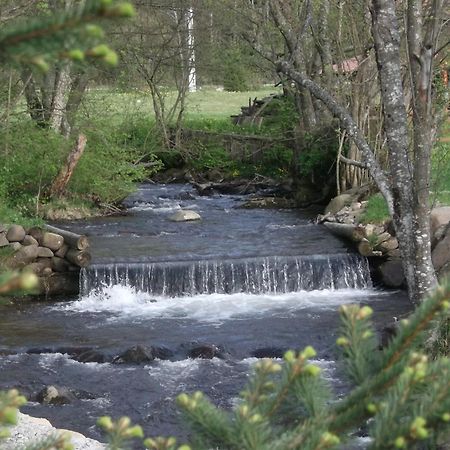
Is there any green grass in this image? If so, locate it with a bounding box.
[81,86,280,126]
[360,193,390,224]
[432,117,450,206]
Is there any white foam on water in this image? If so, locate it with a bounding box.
[266,224,310,230]
[37,353,111,372]
[57,285,385,323]
[144,358,202,390]
[130,203,182,213]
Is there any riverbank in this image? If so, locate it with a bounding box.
[321,187,450,288]
[3,412,104,449]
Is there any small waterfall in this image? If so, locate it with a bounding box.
[80,254,372,297]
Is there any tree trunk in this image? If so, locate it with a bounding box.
[62,72,89,137]
[49,63,71,133]
[49,134,87,198]
[371,0,437,302]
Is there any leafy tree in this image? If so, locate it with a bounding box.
[236,0,449,303]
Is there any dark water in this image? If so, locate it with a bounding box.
[0,184,412,446]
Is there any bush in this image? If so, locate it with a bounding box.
[0,121,153,215]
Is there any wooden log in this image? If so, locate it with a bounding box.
[45,225,89,250]
[65,249,91,268]
[376,237,399,253]
[323,222,366,242]
[358,239,374,257]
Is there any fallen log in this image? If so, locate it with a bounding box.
[65,249,91,268]
[323,222,366,242]
[45,225,89,250]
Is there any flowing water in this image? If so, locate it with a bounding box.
[0,184,412,445]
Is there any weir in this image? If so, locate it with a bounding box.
[80,253,372,297]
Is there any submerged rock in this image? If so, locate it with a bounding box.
[187,344,223,359]
[168,210,201,222]
[113,345,172,364]
[72,349,107,364]
[250,347,286,359]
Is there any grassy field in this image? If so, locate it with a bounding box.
[81,86,281,126]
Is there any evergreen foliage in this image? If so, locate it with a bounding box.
[0,280,449,449]
[0,0,135,71]
[23,282,448,450]
[164,285,449,450]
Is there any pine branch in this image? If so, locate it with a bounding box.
[329,282,450,434]
[0,0,134,68]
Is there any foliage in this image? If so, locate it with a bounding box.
[431,140,450,207]
[0,122,151,215]
[360,194,390,225]
[0,0,135,71]
[160,283,449,449]
[222,48,253,92]
[297,128,339,183]
[1,282,449,449]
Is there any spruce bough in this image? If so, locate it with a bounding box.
[1,280,449,449]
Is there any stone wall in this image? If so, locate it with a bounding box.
[0,224,90,296]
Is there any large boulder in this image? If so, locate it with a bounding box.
[21,235,39,246]
[169,210,201,222]
[325,194,354,215]
[0,232,9,247]
[37,246,54,258]
[432,232,450,271]
[378,259,405,288]
[430,207,450,237]
[6,225,26,242]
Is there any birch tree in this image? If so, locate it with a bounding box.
[249,0,448,303]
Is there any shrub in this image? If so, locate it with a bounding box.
[0,121,153,214]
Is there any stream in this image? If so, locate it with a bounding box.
[0,183,412,445]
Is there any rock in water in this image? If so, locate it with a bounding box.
[113,345,157,364]
[36,385,75,405]
[378,259,405,288]
[188,344,222,359]
[168,210,201,222]
[3,412,105,449]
